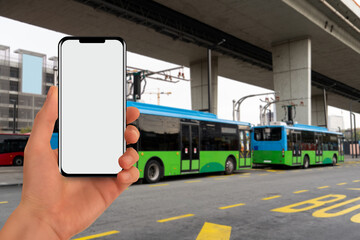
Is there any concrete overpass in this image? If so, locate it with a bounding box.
[1,0,360,126]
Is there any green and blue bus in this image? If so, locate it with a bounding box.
[50,101,252,183]
[127,101,252,183]
[251,123,344,168]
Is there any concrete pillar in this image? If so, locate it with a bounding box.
[272,38,311,125]
[190,57,218,114]
[312,94,328,127]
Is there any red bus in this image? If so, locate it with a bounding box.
[0,133,29,166]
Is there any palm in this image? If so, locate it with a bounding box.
[19,87,140,239]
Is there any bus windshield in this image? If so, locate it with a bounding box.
[254,127,282,141]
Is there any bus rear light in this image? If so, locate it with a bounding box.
[282,149,285,158]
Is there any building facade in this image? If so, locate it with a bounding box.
[0,45,56,133]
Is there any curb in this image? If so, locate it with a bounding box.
[0,183,23,187]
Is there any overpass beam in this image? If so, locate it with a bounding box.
[190,57,218,114]
[272,38,311,125]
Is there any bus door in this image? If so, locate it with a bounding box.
[315,134,323,163]
[239,130,251,167]
[181,124,200,172]
[291,131,302,165]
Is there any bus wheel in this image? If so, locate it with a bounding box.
[332,155,337,166]
[13,156,23,166]
[302,156,309,169]
[225,157,235,175]
[144,160,162,183]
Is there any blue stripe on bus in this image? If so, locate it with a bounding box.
[51,133,58,149]
[127,101,250,126]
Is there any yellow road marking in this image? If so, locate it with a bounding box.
[337,182,347,185]
[185,180,202,183]
[196,222,231,240]
[218,203,245,210]
[266,170,284,173]
[347,188,360,191]
[258,173,269,176]
[243,173,251,175]
[149,184,169,187]
[293,190,308,194]
[272,194,346,213]
[353,180,360,182]
[157,214,194,223]
[0,201,8,204]
[313,196,360,218]
[72,230,119,240]
[352,213,360,223]
[262,195,281,200]
[317,186,329,189]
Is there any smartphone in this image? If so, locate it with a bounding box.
[58,37,126,176]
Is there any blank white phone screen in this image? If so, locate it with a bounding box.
[60,39,124,175]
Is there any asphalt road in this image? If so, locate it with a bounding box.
[1,159,360,239]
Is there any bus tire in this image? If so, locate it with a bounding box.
[13,156,23,166]
[332,154,337,166]
[302,155,309,169]
[225,157,235,175]
[144,159,162,183]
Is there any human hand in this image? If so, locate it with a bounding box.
[0,86,140,240]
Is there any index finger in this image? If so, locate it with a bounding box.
[127,107,140,124]
[27,86,58,149]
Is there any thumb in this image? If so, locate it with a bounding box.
[27,86,58,149]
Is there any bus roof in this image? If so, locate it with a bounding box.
[253,123,342,135]
[127,101,250,126]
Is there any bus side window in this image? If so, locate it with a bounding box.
[287,131,292,149]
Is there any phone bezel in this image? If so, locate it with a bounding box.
[58,36,127,177]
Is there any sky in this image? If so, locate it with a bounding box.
[0,16,358,129]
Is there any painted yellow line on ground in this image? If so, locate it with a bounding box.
[337,182,347,185]
[293,190,308,194]
[0,201,8,204]
[72,230,119,240]
[157,214,194,223]
[218,203,245,210]
[196,222,231,240]
[317,186,330,189]
[242,173,251,175]
[149,184,169,187]
[262,195,281,200]
[258,173,269,176]
[266,170,284,173]
[353,180,360,182]
[185,180,202,183]
[347,188,360,191]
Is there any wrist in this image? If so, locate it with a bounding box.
[0,203,62,240]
